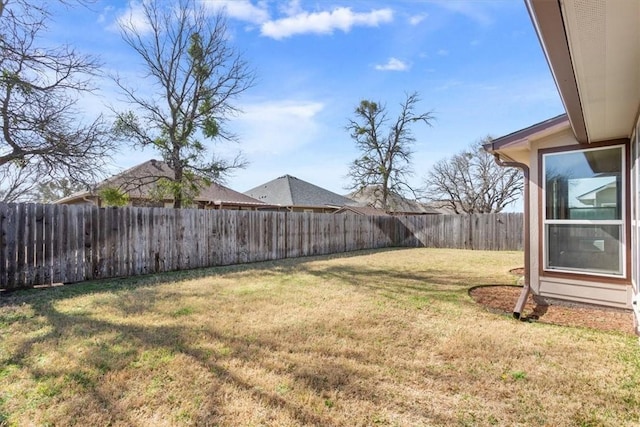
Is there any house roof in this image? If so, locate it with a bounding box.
[485,114,570,153]
[55,159,265,207]
[347,185,444,215]
[195,181,266,206]
[577,180,617,204]
[244,174,356,208]
[526,0,640,143]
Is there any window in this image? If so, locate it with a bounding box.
[543,145,625,276]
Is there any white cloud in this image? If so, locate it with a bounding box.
[374,57,409,71]
[437,49,449,56]
[409,14,427,26]
[115,1,153,35]
[202,0,270,25]
[260,7,393,39]
[434,2,494,26]
[279,0,303,17]
[98,6,115,24]
[230,100,325,155]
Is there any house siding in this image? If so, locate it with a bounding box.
[538,276,633,309]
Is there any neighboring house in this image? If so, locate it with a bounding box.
[347,185,447,215]
[55,159,267,210]
[244,174,357,213]
[333,205,391,216]
[485,0,640,333]
[425,200,480,215]
[576,181,617,209]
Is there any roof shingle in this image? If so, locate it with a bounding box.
[244,174,356,208]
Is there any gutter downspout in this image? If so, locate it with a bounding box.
[491,153,531,320]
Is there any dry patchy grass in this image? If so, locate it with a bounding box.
[0,248,639,426]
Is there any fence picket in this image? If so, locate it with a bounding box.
[0,202,524,290]
[0,204,8,286]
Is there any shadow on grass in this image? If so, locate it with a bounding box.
[298,263,507,305]
[1,247,465,425]
[3,297,370,425]
[2,246,498,325]
[0,247,407,307]
[0,247,507,425]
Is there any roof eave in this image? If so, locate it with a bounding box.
[526,0,588,143]
[53,192,93,204]
[486,113,571,153]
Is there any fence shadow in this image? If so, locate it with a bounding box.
[0,247,410,306]
[0,202,523,291]
[3,245,486,425]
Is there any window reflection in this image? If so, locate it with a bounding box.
[545,148,622,220]
[544,146,624,276]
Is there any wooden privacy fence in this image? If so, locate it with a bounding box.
[396,213,523,250]
[0,203,523,290]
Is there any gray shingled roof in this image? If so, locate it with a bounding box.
[56,159,264,206]
[347,185,446,214]
[244,174,357,208]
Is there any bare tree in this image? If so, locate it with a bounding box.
[0,0,115,187]
[0,163,40,202]
[423,138,523,214]
[0,165,86,203]
[346,92,434,211]
[35,177,85,203]
[113,0,254,208]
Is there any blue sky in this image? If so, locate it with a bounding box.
[47,0,564,200]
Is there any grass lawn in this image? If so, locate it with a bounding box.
[1,248,639,426]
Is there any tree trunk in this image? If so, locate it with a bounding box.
[173,154,183,209]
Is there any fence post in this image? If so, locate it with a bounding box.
[0,203,524,290]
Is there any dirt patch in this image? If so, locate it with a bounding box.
[470,269,636,336]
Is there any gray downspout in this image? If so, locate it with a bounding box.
[492,154,530,320]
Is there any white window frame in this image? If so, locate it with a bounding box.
[542,144,626,278]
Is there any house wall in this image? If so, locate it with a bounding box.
[630,114,640,333]
[287,206,341,213]
[201,204,266,211]
[130,198,168,208]
[252,206,341,213]
[58,195,263,211]
[526,128,633,309]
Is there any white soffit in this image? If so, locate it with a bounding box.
[561,0,640,142]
